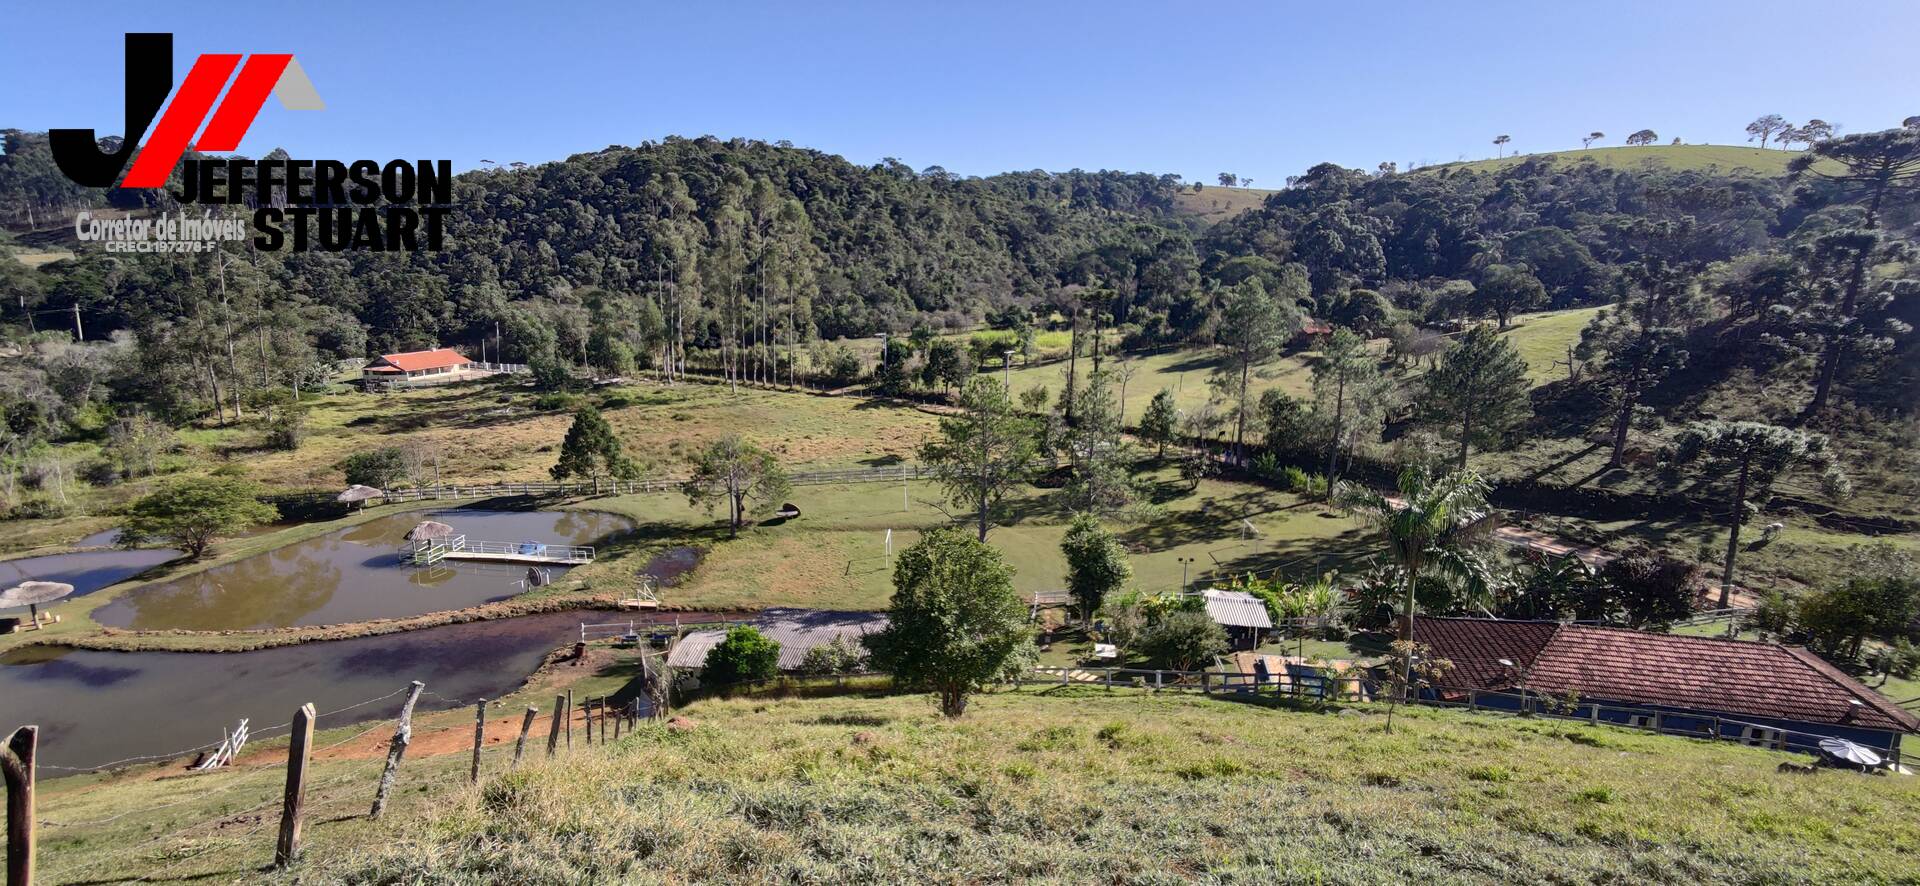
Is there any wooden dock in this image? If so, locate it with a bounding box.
[409,536,594,566]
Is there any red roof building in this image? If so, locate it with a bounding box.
[1413,616,1919,751]
[364,348,472,376]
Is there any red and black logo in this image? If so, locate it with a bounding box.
[55,33,448,252]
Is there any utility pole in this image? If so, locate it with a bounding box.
[70,303,82,342]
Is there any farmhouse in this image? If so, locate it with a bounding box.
[360,347,479,388]
[1413,616,1920,753]
[667,609,889,672]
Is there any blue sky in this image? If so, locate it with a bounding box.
[3,0,1914,182]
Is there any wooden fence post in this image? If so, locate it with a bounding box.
[545,694,565,757]
[2,725,36,886]
[275,704,315,868]
[369,681,424,819]
[583,697,594,746]
[1588,704,1599,726]
[565,690,573,750]
[512,706,537,770]
[469,699,487,784]
[1468,690,1478,712]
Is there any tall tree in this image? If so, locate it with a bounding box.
[1788,128,1920,415]
[1576,228,1711,468]
[1420,325,1531,471]
[1746,114,1788,149]
[1492,134,1511,158]
[1061,513,1132,623]
[920,378,1039,541]
[1666,421,1849,608]
[1626,129,1658,146]
[1139,389,1179,458]
[1061,369,1137,516]
[1210,280,1299,458]
[682,436,790,537]
[1472,264,1548,328]
[550,405,637,483]
[1310,328,1386,494]
[121,477,280,559]
[863,528,1036,717]
[1582,131,1605,148]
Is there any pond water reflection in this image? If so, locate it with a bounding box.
[92,509,635,631]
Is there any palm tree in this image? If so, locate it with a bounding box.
[1335,467,1493,641]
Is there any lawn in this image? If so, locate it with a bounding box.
[590,466,1373,612]
[1419,144,1820,177]
[42,686,1908,884]
[1498,306,1602,384]
[999,345,1323,424]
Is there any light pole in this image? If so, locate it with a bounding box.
[873,333,889,381]
[1178,556,1197,594]
[1002,349,1016,391]
[1499,658,1531,715]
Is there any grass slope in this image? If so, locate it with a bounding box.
[1420,144,1809,177]
[162,688,1920,884]
[1171,185,1279,223]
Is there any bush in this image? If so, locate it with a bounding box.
[1140,610,1228,671]
[798,635,866,675]
[533,392,579,412]
[702,625,782,687]
[337,447,408,489]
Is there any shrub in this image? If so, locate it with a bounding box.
[533,392,579,412]
[1140,610,1228,671]
[337,447,408,489]
[798,635,866,675]
[702,625,782,687]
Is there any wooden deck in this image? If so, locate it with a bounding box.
[409,536,594,567]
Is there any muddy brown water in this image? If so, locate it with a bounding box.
[92,509,637,631]
[0,547,181,601]
[0,609,715,773]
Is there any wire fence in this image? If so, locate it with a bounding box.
[261,463,929,507]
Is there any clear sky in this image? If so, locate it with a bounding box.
[3,0,1914,183]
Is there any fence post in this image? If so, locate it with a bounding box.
[1468,690,1478,712]
[545,694,565,757]
[369,681,424,819]
[565,690,574,750]
[584,697,594,746]
[469,699,487,784]
[1652,712,1663,734]
[512,706,537,770]
[2,725,36,886]
[275,703,315,868]
[1588,704,1599,726]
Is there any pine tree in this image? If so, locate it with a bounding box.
[1420,325,1532,471]
[551,405,637,484]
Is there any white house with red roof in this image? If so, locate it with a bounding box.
[360,347,490,388]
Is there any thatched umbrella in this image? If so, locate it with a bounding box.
[0,580,75,630]
[337,484,386,504]
[406,520,457,542]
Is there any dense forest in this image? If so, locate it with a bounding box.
[1,126,1916,514]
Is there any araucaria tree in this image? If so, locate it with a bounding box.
[682,435,790,536]
[1576,234,1710,468]
[863,528,1036,717]
[920,378,1039,541]
[1419,325,1531,471]
[1666,421,1849,608]
[1061,513,1132,623]
[1787,128,1920,415]
[122,476,279,558]
[1335,467,1492,639]
[1211,280,1299,458]
[1061,369,1137,516]
[1310,328,1386,494]
[550,405,638,483]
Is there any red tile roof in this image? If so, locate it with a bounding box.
[368,348,470,372]
[1413,616,1920,734]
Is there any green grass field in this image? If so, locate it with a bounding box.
[1419,144,1814,177]
[37,687,1912,884]
[1499,306,1602,384]
[1171,184,1280,223]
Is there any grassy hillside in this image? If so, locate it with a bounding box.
[1171,185,1279,223]
[1421,144,1807,177]
[39,687,1912,884]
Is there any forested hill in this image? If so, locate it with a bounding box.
[2,128,1916,431]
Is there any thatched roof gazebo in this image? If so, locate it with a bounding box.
[338,485,385,510]
[0,580,75,631]
[406,520,457,542]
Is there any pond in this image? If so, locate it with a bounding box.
[0,547,181,601]
[92,509,637,632]
[0,611,610,772]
